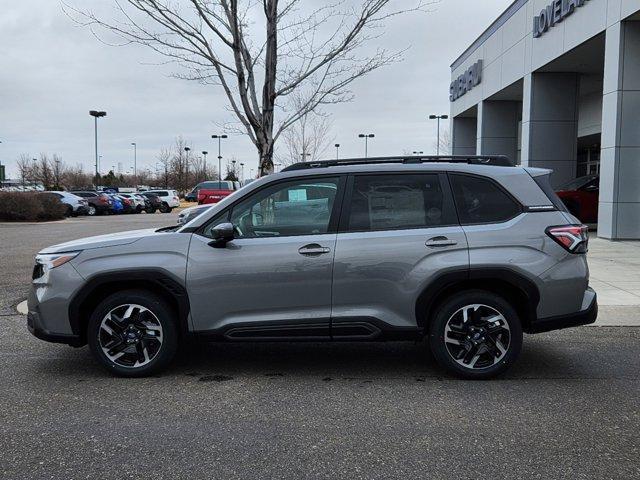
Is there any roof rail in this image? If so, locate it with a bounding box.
[281,155,514,172]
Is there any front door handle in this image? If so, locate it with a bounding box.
[425,236,458,248]
[298,244,331,256]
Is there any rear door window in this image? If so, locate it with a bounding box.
[346,174,456,232]
[450,174,521,225]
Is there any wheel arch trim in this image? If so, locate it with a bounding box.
[415,267,541,333]
[68,268,191,342]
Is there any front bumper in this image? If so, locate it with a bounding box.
[27,311,83,347]
[529,288,598,333]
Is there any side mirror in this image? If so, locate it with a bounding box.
[209,222,235,247]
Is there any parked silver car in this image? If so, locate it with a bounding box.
[27,156,597,379]
[177,204,212,226]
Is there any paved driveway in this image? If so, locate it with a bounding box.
[1,215,639,479]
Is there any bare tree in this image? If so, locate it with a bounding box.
[434,128,451,155]
[223,157,240,181]
[64,164,92,189]
[51,154,65,189]
[33,154,54,189]
[16,154,32,187]
[66,0,428,176]
[156,148,172,188]
[279,97,334,166]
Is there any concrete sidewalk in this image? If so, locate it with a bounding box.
[588,237,640,326]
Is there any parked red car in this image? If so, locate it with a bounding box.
[556,175,599,224]
[197,181,239,205]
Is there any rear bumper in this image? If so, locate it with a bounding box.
[529,288,598,333]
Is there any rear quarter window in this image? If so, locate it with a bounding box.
[450,174,522,225]
[532,174,568,212]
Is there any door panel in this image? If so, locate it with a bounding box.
[331,227,468,330]
[187,233,336,335]
[332,172,469,332]
[186,175,343,336]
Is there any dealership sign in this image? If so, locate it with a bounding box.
[534,0,590,38]
[450,60,482,102]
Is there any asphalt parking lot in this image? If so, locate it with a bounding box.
[1,214,639,479]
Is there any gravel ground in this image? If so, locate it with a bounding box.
[1,214,639,479]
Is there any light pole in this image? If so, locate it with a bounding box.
[240,162,245,181]
[0,140,4,187]
[131,142,137,186]
[184,147,191,192]
[231,159,237,180]
[211,134,228,180]
[202,151,208,179]
[429,114,449,155]
[89,110,107,178]
[358,133,375,158]
[335,143,340,160]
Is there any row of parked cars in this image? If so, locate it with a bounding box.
[47,190,181,217]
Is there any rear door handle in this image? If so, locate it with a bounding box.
[298,244,331,256]
[425,236,458,248]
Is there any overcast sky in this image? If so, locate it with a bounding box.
[0,0,512,178]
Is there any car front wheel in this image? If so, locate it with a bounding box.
[429,290,522,380]
[87,205,97,216]
[87,290,178,377]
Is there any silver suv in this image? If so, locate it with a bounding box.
[27,156,597,379]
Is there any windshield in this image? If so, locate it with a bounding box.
[558,175,598,191]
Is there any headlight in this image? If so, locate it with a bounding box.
[35,252,80,273]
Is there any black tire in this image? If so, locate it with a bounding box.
[65,205,73,217]
[135,205,143,214]
[428,290,523,380]
[145,207,156,214]
[87,205,97,216]
[159,202,171,213]
[87,290,179,377]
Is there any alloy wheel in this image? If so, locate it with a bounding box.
[443,304,511,370]
[88,206,96,216]
[98,304,164,368]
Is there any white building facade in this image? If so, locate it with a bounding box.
[450,0,640,239]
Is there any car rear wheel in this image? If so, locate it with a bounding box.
[159,202,172,213]
[428,290,522,380]
[87,290,178,377]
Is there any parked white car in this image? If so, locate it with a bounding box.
[144,189,180,212]
[47,192,89,217]
[118,193,146,213]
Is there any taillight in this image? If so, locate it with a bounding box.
[546,225,589,253]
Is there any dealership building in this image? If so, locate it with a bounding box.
[450,0,640,239]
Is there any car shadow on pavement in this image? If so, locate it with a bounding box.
[27,334,624,382]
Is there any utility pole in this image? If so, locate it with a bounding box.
[335,143,340,160]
